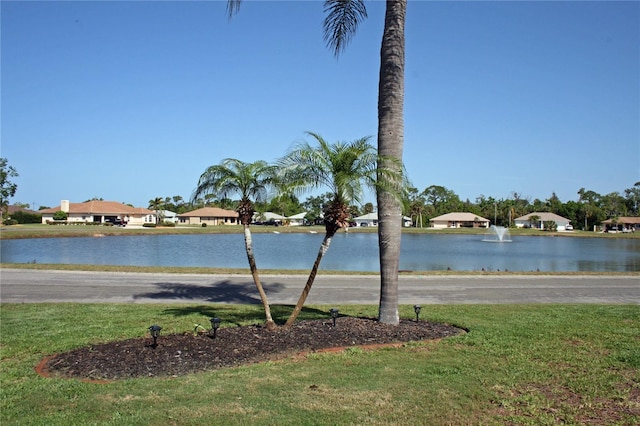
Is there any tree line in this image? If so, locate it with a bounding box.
[151,182,639,231]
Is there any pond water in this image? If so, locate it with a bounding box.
[1,233,639,272]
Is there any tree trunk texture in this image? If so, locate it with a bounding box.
[376,0,406,325]
[284,232,334,327]
[243,225,275,327]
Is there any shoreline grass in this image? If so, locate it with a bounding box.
[1,303,638,425]
[2,262,639,276]
[2,223,638,240]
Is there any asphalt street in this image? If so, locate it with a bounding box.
[1,269,638,305]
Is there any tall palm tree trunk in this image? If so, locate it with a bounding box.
[243,224,275,328]
[377,0,406,325]
[285,232,334,327]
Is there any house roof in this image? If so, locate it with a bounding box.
[40,201,153,215]
[354,213,378,221]
[354,212,412,221]
[287,212,307,220]
[430,212,490,222]
[178,207,238,218]
[261,212,287,220]
[515,212,570,222]
[602,217,640,224]
[7,205,40,215]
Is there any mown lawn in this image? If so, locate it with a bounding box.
[1,303,638,425]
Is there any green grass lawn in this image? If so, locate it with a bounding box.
[1,303,638,425]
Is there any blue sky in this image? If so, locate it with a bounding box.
[2,0,638,210]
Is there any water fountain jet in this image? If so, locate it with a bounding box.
[483,225,512,242]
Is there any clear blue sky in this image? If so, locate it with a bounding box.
[2,0,638,210]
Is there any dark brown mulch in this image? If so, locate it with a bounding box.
[41,318,463,381]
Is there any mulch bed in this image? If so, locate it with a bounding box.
[39,317,464,382]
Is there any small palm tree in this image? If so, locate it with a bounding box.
[192,159,278,328]
[148,197,164,225]
[279,132,387,327]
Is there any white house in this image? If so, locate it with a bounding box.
[429,212,490,229]
[352,212,412,227]
[514,212,572,231]
[255,212,287,224]
[152,210,179,224]
[353,212,378,227]
[286,212,307,226]
[40,200,155,226]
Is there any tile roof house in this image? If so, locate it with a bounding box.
[177,207,239,226]
[514,212,571,231]
[429,212,490,229]
[601,216,640,232]
[40,200,155,226]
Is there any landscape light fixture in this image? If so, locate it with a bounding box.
[330,308,339,327]
[148,325,162,347]
[414,305,421,322]
[210,317,221,338]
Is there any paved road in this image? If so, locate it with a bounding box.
[1,269,638,305]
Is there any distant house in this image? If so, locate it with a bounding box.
[514,212,571,231]
[253,212,287,225]
[152,210,178,224]
[352,212,412,227]
[601,217,640,232]
[286,212,307,226]
[429,212,490,229]
[177,207,239,226]
[353,212,378,227]
[40,200,155,226]
[7,205,40,216]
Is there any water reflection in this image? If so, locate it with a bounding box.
[1,233,639,272]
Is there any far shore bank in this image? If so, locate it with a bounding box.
[2,223,637,240]
[2,263,638,277]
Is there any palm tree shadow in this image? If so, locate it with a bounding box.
[161,303,342,326]
[135,279,341,325]
[133,280,285,304]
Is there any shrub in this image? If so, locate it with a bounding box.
[143,223,156,228]
[201,223,207,227]
[10,211,42,224]
[53,211,68,220]
[161,221,176,227]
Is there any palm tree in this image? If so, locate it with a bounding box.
[228,0,406,324]
[278,132,379,327]
[192,158,278,328]
[148,197,164,225]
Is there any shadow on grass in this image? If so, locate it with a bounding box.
[162,304,337,326]
[135,279,335,325]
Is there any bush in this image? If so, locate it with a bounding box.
[2,218,18,225]
[201,223,207,227]
[143,223,156,228]
[53,211,68,220]
[161,221,176,227]
[10,211,42,224]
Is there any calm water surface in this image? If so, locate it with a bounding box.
[2,233,639,272]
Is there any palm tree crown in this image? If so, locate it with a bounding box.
[192,158,277,225]
[279,132,377,234]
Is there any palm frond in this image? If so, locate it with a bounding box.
[227,0,242,19]
[191,158,277,207]
[323,0,367,57]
